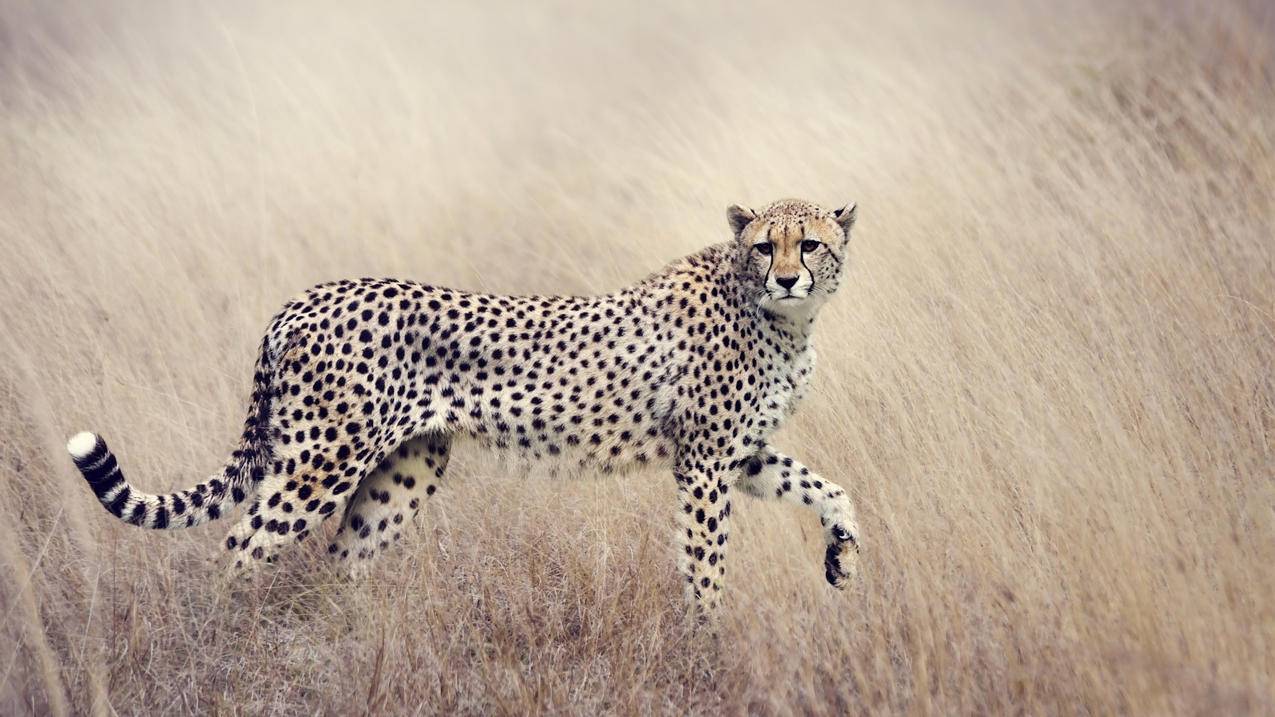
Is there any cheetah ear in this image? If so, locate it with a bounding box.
[727,205,757,237]
[834,203,857,235]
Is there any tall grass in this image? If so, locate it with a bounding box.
[1,0,1272,713]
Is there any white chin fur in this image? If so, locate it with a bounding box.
[764,295,821,317]
[67,431,98,458]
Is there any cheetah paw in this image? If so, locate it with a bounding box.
[824,524,860,588]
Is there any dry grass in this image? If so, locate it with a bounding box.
[1,0,1273,713]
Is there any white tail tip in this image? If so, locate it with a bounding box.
[67,432,98,459]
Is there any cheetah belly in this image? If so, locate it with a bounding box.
[452,383,677,476]
[404,331,679,476]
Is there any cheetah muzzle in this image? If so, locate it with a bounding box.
[67,198,865,615]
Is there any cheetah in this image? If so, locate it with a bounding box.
[67,198,862,613]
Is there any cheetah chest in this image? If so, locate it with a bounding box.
[751,346,816,437]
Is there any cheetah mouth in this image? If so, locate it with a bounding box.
[768,286,818,302]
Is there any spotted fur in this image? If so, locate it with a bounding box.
[68,198,862,613]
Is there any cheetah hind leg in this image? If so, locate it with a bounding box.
[329,432,453,576]
[223,438,371,579]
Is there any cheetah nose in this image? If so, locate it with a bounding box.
[775,276,799,290]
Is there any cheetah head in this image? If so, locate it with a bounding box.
[727,198,856,316]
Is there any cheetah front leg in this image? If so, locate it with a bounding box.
[328,432,452,574]
[673,465,733,616]
[738,444,860,587]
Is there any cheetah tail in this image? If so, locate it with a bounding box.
[65,339,275,530]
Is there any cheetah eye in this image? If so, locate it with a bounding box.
[752,242,773,256]
[801,240,822,253]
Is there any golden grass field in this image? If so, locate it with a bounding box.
[2,0,1273,713]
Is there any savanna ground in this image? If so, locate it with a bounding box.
[2,0,1273,714]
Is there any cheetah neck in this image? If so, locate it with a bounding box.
[757,305,817,350]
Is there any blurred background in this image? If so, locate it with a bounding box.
[1,0,1272,713]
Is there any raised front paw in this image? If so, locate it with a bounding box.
[824,524,860,588]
